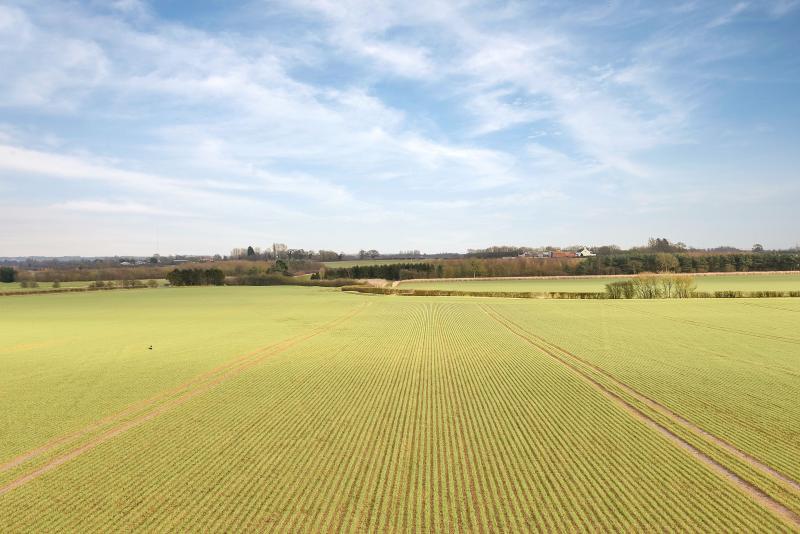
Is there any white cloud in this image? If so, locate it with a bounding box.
[708,2,750,27]
[0,144,174,191]
[53,200,175,215]
[466,88,551,136]
[767,0,800,16]
[0,5,109,109]
[0,0,797,254]
[344,38,434,78]
[289,0,438,78]
[282,2,681,182]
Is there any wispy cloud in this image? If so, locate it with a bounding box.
[0,144,178,192]
[0,0,798,254]
[708,2,750,28]
[53,200,176,215]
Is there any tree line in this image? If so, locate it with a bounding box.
[9,251,798,286]
[1,259,313,284]
[0,267,16,283]
[322,252,798,281]
[323,263,436,280]
[230,245,345,262]
[576,252,800,275]
[166,268,225,286]
[323,258,583,280]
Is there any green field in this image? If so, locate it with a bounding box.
[1,287,799,531]
[398,273,800,293]
[0,281,94,292]
[0,280,168,293]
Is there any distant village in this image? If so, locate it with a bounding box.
[513,247,596,259]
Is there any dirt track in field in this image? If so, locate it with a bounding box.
[0,304,367,497]
[737,301,800,313]
[480,304,800,530]
[360,279,389,288]
[492,305,800,494]
[0,335,309,474]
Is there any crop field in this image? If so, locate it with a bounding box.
[0,281,94,292]
[398,272,800,293]
[1,287,799,531]
[0,280,168,293]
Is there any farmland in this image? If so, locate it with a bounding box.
[0,280,169,293]
[398,272,800,293]
[0,281,94,292]
[1,288,799,531]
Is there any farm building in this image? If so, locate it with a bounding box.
[577,247,596,257]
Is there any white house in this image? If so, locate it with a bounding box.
[576,247,596,257]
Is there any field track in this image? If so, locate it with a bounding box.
[480,304,800,529]
[738,301,800,313]
[481,303,800,491]
[1,289,798,531]
[0,303,368,496]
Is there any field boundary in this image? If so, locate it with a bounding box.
[343,286,605,299]
[395,270,800,286]
[0,303,368,496]
[0,286,151,297]
[342,285,800,300]
[480,304,800,529]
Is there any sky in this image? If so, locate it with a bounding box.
[1,0,799,256]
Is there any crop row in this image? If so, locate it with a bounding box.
[481,303,800,525]
[0,299,790,531]
[490,299,800,488]
[0,287,365,462]
[0,303,368,493]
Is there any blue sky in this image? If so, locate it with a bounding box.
[0,0,798,255]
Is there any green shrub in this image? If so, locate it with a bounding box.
[750,291,783,298]
[605,280,636,299]
[167,268,225,286]
[0,267,16,283]
[714,290,744,298]
[633,274,662,298]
